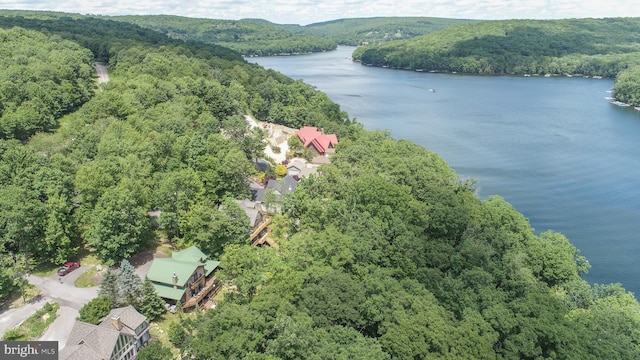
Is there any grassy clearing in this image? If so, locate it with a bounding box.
[155,240,176,257]
[149,312,195,359]
[31,263,58,278]
[32,245,103,278]
[2,302,59,341]
[3,284,40,309]
[77,246,102,267]
[75,266,100,288]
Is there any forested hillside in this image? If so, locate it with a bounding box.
[353,18,640,75]
[352,18,640,104]
[0,12,639,359]
[112,15,472,55]
[178,133,640,359]
[111,15,338,56]
[0,27,94,140]
[291,17,475,46]
[0,14,351,297]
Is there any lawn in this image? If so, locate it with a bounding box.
[2,284,40,310]
[75,266,101,288]
[31,245,103,278]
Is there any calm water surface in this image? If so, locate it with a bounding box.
[248,46,640,294]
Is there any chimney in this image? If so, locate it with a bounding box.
[111,316,122,331]
[172,272,178,289]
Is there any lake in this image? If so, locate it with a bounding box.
[248,46,640,295]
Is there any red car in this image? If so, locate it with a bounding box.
[57,261,80,276]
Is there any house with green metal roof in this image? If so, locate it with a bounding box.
[146,246,221,311]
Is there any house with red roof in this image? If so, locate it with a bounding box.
[295,126,338,155]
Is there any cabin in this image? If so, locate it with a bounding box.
[61,305,150,360]
[146,246,220,311]
[295,126,338,155]
[287,158,318,178]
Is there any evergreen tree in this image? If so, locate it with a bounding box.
[139,279,166,321]
[116,259,143,306]
[98,269,119,306]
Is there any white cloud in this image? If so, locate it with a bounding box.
[1,0,639,24]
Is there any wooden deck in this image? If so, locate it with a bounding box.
[249,217,271,244]
[182,275,220,310]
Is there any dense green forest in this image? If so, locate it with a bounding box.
[352,18,640,103]
[110,15,338,57]
[0,11,639,359]
[352,18,640,104]
[0,11,473,56]
[110,16,473,55]
[0,13,351,296]
[290,17,475,46]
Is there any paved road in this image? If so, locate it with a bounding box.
[95,63,109,84]
[32,268,98,349]
[0,255,152,349]
[0,297,47,335]
[0,266,98,349]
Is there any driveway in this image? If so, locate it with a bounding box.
[0,253,155,349]
[31,268,98,349]
[0,297,47,336]
[0,266,98,349]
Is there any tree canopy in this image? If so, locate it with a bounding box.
[0,11,352,298]
[353,18,640,78]
[0,10,638,359]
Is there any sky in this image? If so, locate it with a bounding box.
[1,0,639,25]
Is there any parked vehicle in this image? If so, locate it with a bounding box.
[57,261,80,276]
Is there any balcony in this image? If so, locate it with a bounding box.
[189,274,205,290]
[249,217,271,244]
[182,275,220,310]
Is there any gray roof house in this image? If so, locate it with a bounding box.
[61,305,150,360]
[234,199,263,228]
[287,159,318,178]
[254,175,298,213]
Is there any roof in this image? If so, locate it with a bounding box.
[60,343,103,360]
[295,126,338,154]
[99,305,146,336]
[152,283,186,301]
[147,246,220,292]
[287,159,318,178]
[253,158,269,172]
[266,175,297,194]
[62,321,126,360]
[172,246,207,263]
[233,199,261,227]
